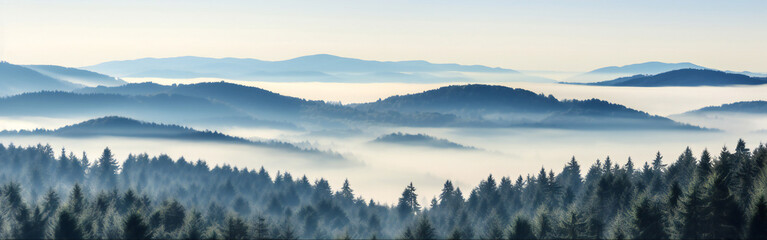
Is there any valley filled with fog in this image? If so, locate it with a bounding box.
[2,78,765,204]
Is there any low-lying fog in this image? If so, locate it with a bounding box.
[1,78,766,205]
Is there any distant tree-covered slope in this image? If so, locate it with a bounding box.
[683,101,767,114]
[0,116,333,156]
[355,84,701,130]
[24,65,126,87]
[0,91,254,125]
[565,61,707,83]
[585,69,767,87]
[356,84,565,114]
[373,132,476,150]
[0,62,83,95]
[77,82,461,127]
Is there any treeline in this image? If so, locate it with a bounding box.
[0,139,766,239]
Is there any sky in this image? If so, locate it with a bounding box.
[0,0,766,72]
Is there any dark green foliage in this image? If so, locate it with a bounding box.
[748,196,767,239]
[680,180,710,239]
[222,216,250,240]
[633,198,669,240]
[124,211,153,240]
[397,182,419,218]
[508,216,536,240]
[183,210,205,240]
[54,209,84,240]
[414,217,437,240]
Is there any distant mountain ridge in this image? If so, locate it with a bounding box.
[81,54,556,83]
[566,61,707,83]
[0,62,125,96]
[585,69,767,87]
[683,101,767,114]
[0,62,83,95]
[24,65,125,87]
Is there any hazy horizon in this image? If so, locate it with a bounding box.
[2,1,766,73]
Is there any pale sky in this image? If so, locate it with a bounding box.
[0,0,765,72]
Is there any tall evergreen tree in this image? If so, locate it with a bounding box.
[414,217,437,240]
[222,216,250,240]
[124,212,153,240]
[632,198,669,240]
[508,216,536,240]
[54,209,84,240]
[397,182,419,218]
[94,147,119,188]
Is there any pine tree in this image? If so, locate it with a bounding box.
[182,210,204,240]
[223,216,250,240]
[162,199,186,232]
[124,212,152,240]
[708,171,745,238]
[42,188,60,218]
[340,179,354,201]
[399,227,415,240]
[633,198,669,240]
[439,180,455,207]
[414,217,437,240]
[54,209,84,240]
[698,149,713,179]
[680,180,710,239]
[93,147,119,188]
[278,219,298,240]
[68,183,87,215]
[397,182,419,218]
[253,216,271,240]
[508,216,536,240]
[560,211,586,240]
[483,217,504,240]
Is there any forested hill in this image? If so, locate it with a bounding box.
[585,69,767,87]
[683,101,767,114]
[0,116,331,156]
[355,84,701,130]
[0,139,765,239]
[373,132,476,150]
[0,91,251,124]
[76,82,461,127]
[355,84,565,114]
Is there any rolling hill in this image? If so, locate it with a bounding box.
[0,116,335,157]
[76,82,461,127]
[0,62,83,95]
[585,69,767,87]
[0,91,298,129]
[373,132,476,150]
[24,64,126,87]
[682,101,767,114]
[356,84,702,130]
[565,61,707,83]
